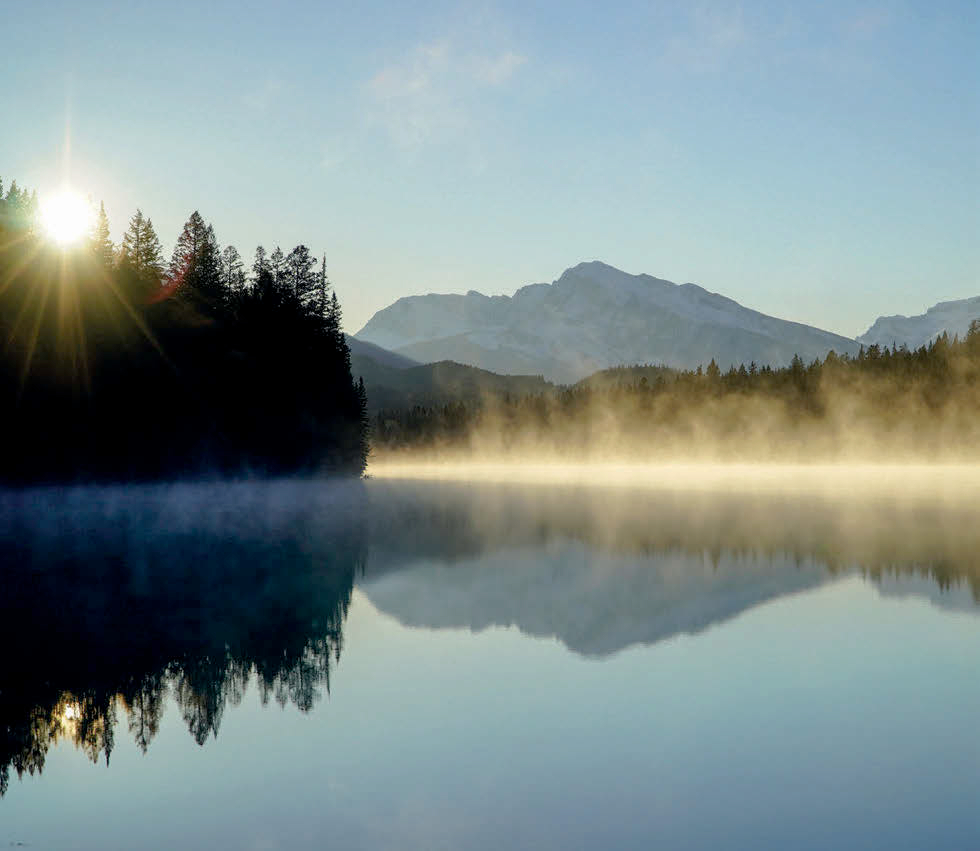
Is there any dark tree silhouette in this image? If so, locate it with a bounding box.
[285,244,318,309]
[0,175,367,482]
[118,209,164,299]
[0,481,366,795]
[220,244,246,294]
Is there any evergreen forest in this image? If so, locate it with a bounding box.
[0,178,368,483]
[373,329,980,461]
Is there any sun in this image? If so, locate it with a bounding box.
[40,188,95,245]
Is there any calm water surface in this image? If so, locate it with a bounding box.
[1,476,978,850]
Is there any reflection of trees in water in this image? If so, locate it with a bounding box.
[365,479,980,601]
[4,477,978,796]
[0,481,365,796]
[360,480,980,659]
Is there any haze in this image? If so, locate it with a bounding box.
[3,0,977,335]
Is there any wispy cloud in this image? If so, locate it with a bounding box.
[242,78,283,111]
[663,5,748,73]
[844,6,892,38]
[366,40,528,149]
[471,50,527,85]
[320,140,348,172]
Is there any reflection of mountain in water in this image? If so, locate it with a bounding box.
[0,481,365,797]
[360,480,980,656]
[3,476,978,796]
[364,545,829,656]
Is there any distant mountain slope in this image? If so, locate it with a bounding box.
[858,296,980,350]
[355,261,861,383]
[345,334,417,369]
[351,356,554,413]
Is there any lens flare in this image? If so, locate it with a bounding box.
[40,189,94,245]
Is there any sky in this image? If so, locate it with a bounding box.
[1,0,977,337]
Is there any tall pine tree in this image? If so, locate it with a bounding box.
[285,244,317,311]
[168,211,208,284]
[220,245,246,294]
[317,255,328,320]
[90,201,114,267]
[269,246,285,293]
[119,210,164,294]
[170,212,224,311]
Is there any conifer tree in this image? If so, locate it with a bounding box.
[269,246,285,292]
[1,181,33,229]
[221,245,245,293]
[0,171,371,481]
[90,201,114,267]
[326,291,351,373]
[251,246,274,300]
[197,224,223,304]
[317,256,328,319]
[285,245,317,309]
[356,376,370,467]
[120,210,164,282]
[251,245,268,278]
[168,211,208,284]
[170,212,224,310]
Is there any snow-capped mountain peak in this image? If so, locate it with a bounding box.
[356,262,861,383]
[858,295,980,350]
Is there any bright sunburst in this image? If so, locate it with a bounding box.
[40,188,95,245]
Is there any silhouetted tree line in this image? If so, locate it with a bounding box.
[0,176,368,482]
[373,327,980,460]
[0,481,365,796]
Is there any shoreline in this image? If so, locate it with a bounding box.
[367,459,980,497]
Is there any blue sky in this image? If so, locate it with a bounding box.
[2,0,977,335]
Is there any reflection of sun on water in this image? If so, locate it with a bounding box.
[62,703,80,722]
[40,189,94,245]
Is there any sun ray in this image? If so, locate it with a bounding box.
[91,263,173,367]
[14,273,54,395]
[56,249,90,392]
[0,238,44,299]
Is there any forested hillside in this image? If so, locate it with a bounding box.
[373,331,980,461]
[351,352,555,413]
[0,178,367,483]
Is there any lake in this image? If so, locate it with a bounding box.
[2,472,978,850]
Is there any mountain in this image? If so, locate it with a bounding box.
[346,335,554,412]
[355,261,861,383]
[857,296,980,350]
[345,334,418,370]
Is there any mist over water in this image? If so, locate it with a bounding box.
[2,473,978,849]
[369,458,980,498]
[370,332,980,465]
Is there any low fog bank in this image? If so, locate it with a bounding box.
[369,461,980,501]
[371,331,980,464]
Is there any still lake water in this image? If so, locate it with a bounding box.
[1,474,978,850]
